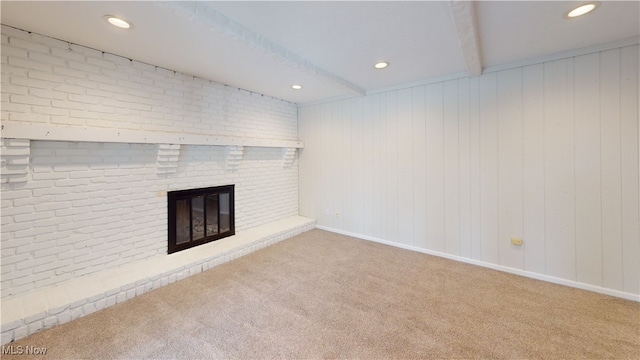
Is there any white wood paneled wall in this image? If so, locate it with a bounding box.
[299,44,639,297]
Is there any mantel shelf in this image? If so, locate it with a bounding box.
[0,122,304,149]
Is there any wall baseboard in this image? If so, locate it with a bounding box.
[316,225,640,303]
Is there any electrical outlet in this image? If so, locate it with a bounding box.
[157,190,167,197]
[335,210,340,217]
[511,237,523,245]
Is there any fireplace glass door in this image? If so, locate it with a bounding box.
[168,185,234,254]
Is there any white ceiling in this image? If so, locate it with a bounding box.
[1,1,639,104]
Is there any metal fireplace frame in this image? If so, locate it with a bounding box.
[167,185,235,254]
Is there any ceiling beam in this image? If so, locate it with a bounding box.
[448,1,483,77]
[156,2,366,97]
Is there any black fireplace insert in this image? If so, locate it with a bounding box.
[168,185,235,254]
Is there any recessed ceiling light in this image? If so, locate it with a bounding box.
[291,84,303,90]
[374,61,389,69]
[104,15,132,29]
[566,3,598,18]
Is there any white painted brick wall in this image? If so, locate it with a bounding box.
[1,26,300,300]
[0,25,298,139]
[2,141,298,298]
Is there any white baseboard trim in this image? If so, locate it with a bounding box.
[316,225,640,303]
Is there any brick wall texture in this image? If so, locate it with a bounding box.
[1,25,300,299]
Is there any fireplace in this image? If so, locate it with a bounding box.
[168,185,235,254]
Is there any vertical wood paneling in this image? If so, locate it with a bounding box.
[298,43,639,297]
[458,78,472,258]
[311,105,323,221]
[544,58,576,281]
[318,103,331,225]
[443,80,460,255]
[397,88,414,245]
[316,104,329,223]
[574,53,603,286]
[620,45,639,295]
[412,86,428,248]
[372,94,385,239]
[426,83,445,251]
[350,98,365,234]
[386,92,399,242]
[479,73,499,263]
[341,99,354,232]
[599,48,623,291]
[361,96,375,235]
[497,68,524,269]
[469,77,482,260]
[522,64,546,274]
[327,102,343,229]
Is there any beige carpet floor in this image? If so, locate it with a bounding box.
[3,229,639,359]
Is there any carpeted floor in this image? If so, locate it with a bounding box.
[3,229,639,359]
